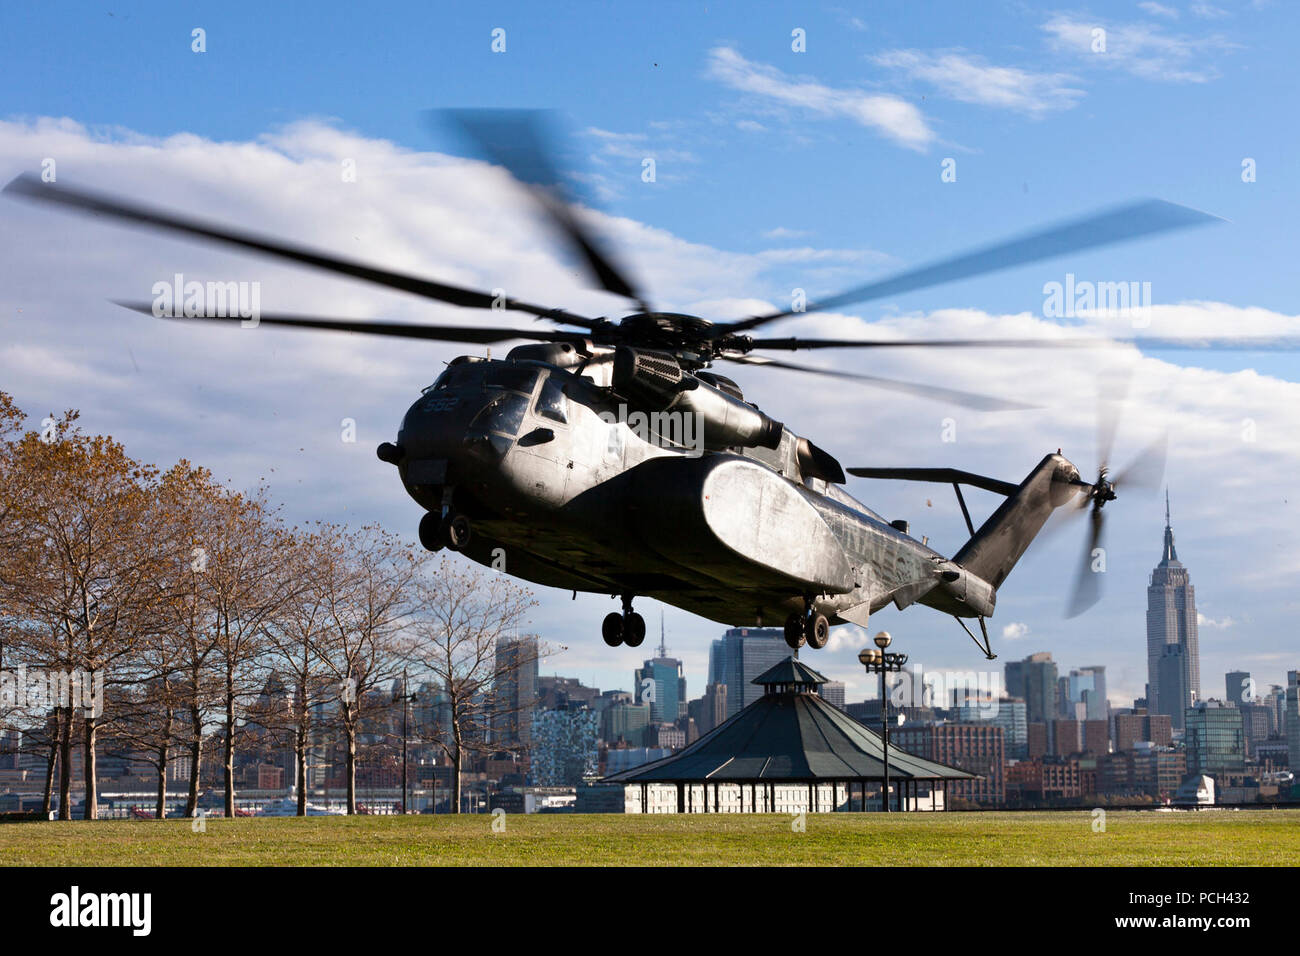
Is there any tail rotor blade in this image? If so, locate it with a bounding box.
[1115,432,1168,491]
[1066,509,1106,617]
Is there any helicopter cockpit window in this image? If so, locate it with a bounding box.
[428,363,485,393]
[534,376,569,425]
[484,365,539,394]
[470,391,528,436]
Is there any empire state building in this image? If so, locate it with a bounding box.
[1146,492,1200,729]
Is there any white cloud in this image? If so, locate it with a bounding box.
[1138,1,1180,18]
[1042,14,1239,83]
[761,226,811,240]
[1002,622,1031,640]
[1190,2,1229,18]
[2,116,1297,701]
[705,46,934,150]
[1197,611,1235,628]
[873,49,1085,116]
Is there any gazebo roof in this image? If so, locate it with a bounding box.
[751,657,828,687]
[604,656,975,784]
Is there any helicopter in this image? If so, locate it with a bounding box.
[8,111,1295,658]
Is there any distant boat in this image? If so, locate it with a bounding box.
[256,797,345,817]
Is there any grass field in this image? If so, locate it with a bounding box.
[1,809,1297,866]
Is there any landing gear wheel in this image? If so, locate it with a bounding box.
[602,612,625,647]
[805,613,830,650]
[784,613,806,650]
[447,515,472,551]
[623,612,646,648]
[418,512,446,553]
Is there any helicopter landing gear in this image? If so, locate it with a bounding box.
[624,611,646,648]
[784,613,806,650]
[446,515,472,551]
[805,613,830,650]
[602,597,647,648]
[602,612,624,647]
[418,512,446,553]
[786,602,830,650]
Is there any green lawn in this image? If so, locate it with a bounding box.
[1,809,1296,866]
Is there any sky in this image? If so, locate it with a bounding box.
[1,0,1298,708]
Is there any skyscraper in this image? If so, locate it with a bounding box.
[634,626,687,724]
[492,634,539,749]
[1157,645,1189,732]
[716,627,789,717]
[1225,671,1252,707]
[1287,671,1300,770]
[1068,666,1108,721]
[1021,653,1058,725]
[1146,492,1199,724]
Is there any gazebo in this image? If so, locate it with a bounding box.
[603,656,975,813]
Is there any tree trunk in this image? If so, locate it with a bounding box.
[82,715,98,820]
[155,717,171,819]
[185,703,202,817]
[57,707,72,820]
[345,722,357,815]
[223,675,236,818]
[295,724,307,817]
[42,713,59,817]
[451,736,462,815]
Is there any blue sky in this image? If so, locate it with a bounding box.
[2,0,1297,704]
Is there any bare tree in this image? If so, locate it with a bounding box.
[259,526,344,815]
[202,485,291,818]
[310,524,418,814]
[405,557,539,813]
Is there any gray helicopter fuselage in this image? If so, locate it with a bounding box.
[392,342,992,628]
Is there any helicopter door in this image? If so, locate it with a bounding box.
[515,372,577,506]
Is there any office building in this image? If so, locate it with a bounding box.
[634,631,687,725]
[1157,644,1189,732]
[493,634,539,749]
[1021,653,1058,724]
[1225,670,1252,707]
[716,627,790,717]
[529,703,598,787]
[1185,700,1245,779]
[1114,709,1173,750]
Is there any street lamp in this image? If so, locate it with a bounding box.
[392,668,419,815]
[859,631,908,813]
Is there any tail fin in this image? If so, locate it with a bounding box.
[953,453,1080,590]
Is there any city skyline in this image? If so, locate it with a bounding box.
[3,2,1298,709]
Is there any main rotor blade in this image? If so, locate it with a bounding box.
[716,198,1222,334]
[720,354,1037,411]
[1066,509,1106,618]
[438,109,650,310]
[112,301,586,344]
[3,172,594,325]
[746,334,1300,351]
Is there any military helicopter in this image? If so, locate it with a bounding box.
[8,111,1294,657]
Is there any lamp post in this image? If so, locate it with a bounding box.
[859,631,908,813]
[392,668,419,815]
